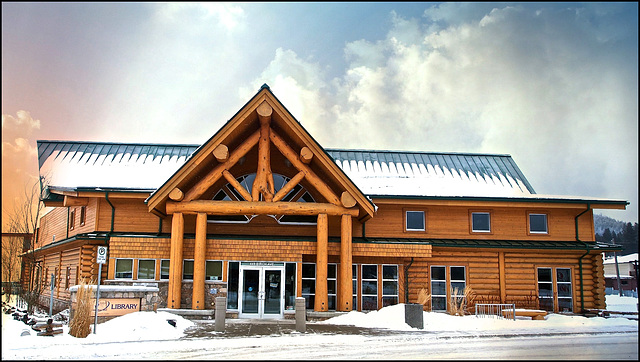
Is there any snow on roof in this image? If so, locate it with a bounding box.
[36,141,626,204]
[38,140,199,191]
[326,149,535,198]
[604,253,639,264]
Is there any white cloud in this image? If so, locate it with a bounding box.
[249,4,637,222]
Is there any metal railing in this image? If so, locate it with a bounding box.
[475,303,516,320]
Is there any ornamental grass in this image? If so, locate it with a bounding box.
[69,278,93,338]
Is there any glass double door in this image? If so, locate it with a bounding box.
[238,264,284,319]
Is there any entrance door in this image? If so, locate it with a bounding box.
[239,263,284,319]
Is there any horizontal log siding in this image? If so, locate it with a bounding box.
[402,247,604,312]
[97,198,160,234]
[68,199,98,236]
[37,207,69,249]
[365,204,595,242]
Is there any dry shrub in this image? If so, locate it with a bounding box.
[69,279,93,338]
[448,286,476,316]
[417,288,431,310]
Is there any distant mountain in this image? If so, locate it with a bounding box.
[594,214,626,235]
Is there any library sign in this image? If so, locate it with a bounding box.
[89,298,141,317]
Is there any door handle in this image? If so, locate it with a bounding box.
[258,291,265,300]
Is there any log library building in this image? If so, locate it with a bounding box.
[26,85,627,318]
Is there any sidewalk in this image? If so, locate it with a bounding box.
[182,318,420,339]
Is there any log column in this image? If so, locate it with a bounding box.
[315,214,328,311]
[192,213,207,310]
[338,214,353,311]
[168,212,184,309]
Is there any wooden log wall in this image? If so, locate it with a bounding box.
[403,247,606,312]
[36,207,70,249]
[366,204,595,242]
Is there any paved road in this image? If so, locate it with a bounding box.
[165,330,637,360]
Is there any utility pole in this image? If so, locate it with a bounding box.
[614,252,622,297]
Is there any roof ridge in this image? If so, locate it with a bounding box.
[325,148,513,158]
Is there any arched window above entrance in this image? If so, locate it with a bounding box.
[207,172,316,224]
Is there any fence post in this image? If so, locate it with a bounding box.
[215,297,226,332]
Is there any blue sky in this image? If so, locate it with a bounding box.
[2,2,638,224]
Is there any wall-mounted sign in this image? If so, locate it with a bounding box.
[241,262,284,267]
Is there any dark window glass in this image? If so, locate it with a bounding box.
[529,214,548,233]
[472,212,491,232]
[227,262,239,309]
[406,211,425,231]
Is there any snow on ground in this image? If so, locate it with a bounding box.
[2,295,637,360]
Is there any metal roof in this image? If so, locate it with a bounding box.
[37,140,199,191]
[326,149,535,198]
[36,141,626,206]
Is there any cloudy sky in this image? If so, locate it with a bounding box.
[2,2,638,226]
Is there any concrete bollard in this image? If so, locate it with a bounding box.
[404,303,424,329]
[295,297,306,333]
[215,297,226,332]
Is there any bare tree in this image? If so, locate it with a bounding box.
[2,177,46,311]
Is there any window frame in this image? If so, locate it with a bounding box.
[470,211,492,233]
[381,264,399,307]
[205,260,223,281]
[361,264,378,311]
[528,213,549,234]
[160,259,170,280]
[69,209,76,230]
[404,210,426,232]
[137,259,156,280]
[301,262,316,310]
[114,258,134,279]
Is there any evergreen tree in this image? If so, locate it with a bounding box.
[602,228,613,243]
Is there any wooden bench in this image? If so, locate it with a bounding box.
[32,319,63,336]
[502,309,547,320]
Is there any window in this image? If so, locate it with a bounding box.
[556,268,573,313]
[137,259,156,280]
[206,260,223,280]
[301,263,315,309]
[285,263,296,310]
[115,259,133,279]
[405,211,425,231]
[471,212,491,232]
[529,213,548,234]
[537,268,554,311]
[450,266,466,310]
[227,262,239,309]
[160,259,170,280]
[352,264,358,310]
[65,267,71,289]
[328,263,337,310]
[183,260,194,280]
[430,266,447,311]
[69,209,76,230]
[79,206,86,226]
[382,265,399,307]
[361,264,378,310]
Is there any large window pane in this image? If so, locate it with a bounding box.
[160,260,170,280]
[183,260,194,280]
[227,262,239,309]
[361,264,378,310]
[382,265,398,308]
[137,260,155,280]
[205,260,222,281]
[285,263,296,310]
[115,259,133,279]
[430,266,446,311]
[302,263,316,309]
